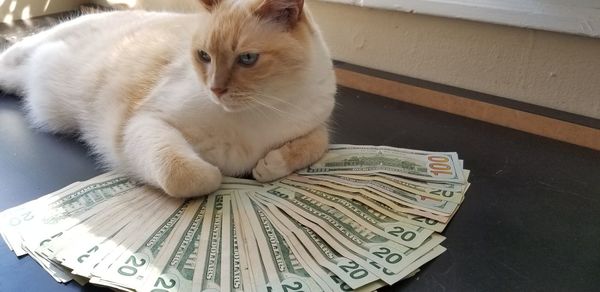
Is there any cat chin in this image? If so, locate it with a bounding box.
[220,104,246,113]
[216,100,250,113]
[209,95,253,113]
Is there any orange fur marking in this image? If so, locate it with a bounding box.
[109,29,175,155]
[280,125,329,171]
[190,1,312,101]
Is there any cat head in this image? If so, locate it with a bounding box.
[191,0,318,112]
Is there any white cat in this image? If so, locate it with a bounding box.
[0,0,336,197]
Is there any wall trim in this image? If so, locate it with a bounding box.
[334,63,600,151]
[320,0,600,38]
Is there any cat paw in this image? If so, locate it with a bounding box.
[253,149,291,182]
[159,158,222,198]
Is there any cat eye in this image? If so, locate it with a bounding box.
[238,52,259,67]
[198,50,211,63]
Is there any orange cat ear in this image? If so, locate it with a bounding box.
[254,0,304,29]
[199,0,221,11]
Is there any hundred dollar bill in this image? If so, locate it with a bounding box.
[298,144,466,184]
[283,176,448,230]
[252,193,445,286]
[276,181,434,248]
[236,193,323,292]
[254,185,442,274]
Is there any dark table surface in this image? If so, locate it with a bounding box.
[1,87,599,292]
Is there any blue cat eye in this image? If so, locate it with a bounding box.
[238,52,259,66]
[198,50,211,63]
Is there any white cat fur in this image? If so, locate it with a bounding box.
[0,5,335,197]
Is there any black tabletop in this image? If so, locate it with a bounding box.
[1,87,599,292]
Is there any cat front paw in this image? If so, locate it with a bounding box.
[252,149,291,182]
[158,157,222,198]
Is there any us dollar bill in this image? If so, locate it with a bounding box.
[231,193,269,291]
[220,193,246,292]
[0,174,136,257]
[252,198,379,290]
[191,192,229,292]
[252,201,356,291]
[9,176,140,282]
[71,194,183,278]
[253,185,444,274]
[251,192,445,286]
[2,141,471,292]
[298,144,466,184]
[275,181,434,248]
[340,174,466,204]
[296,175,459,216]
[91,199,202,290]
[39,190,164,265]
[140,197,210,292]
[236,193,323,292]
[220,177,265,189]
[285,175,451,223]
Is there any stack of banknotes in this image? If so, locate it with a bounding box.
[0,144,470,291]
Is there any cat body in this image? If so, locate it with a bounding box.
[0,0,336,197]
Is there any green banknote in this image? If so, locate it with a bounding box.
[141,197,210,292]
[254,185,442,274]
[276,181,434,248]
[253,198,379,290]
[252,193,445,286]
[92,199,202,290]
[236,193,323,292]
[298,144,466,184]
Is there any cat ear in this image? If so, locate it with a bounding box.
[199,0,221,11]
[254,0,304,28]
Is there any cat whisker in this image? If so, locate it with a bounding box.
[246,96,289,116]
[246,97,315,127]
[251,93,330,127]
[252,91,306,112]
[246,97,327,126]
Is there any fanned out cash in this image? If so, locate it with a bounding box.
[0,145,470,291]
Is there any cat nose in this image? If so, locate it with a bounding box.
[210,87,228,97]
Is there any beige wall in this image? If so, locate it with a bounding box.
[87,0,600,118]
[0,0,85,21]
[307,1,600,119]
[94,0,201,11]
[5,0,596,117]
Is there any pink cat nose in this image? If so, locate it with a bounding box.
[211,87,228,97]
